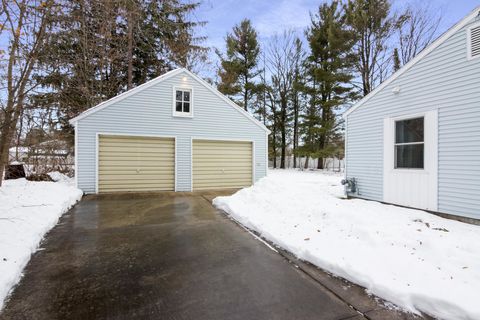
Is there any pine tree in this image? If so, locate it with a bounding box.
[291,38,305,168]
[306,1,356,169]
[34,0,206,132]
[216,19,261,111]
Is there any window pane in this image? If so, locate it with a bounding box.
[395,144,424,169]
[396,117,424,143]
[176,90,183,101]
[176,101,183,112]
[183,91,190,102]
[183,102,190,113]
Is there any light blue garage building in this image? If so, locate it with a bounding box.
[70,69,269,194]
[343,7,480,220]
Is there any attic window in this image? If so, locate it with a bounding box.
[468,23,480,59]
[173,87,193,117]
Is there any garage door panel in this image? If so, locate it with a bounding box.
[192,140,252,191]
[99,147,174,154]
[99,158,174,164]
[193,181,252,189]
[99,174,174,180]
[98,166,174,172]
[98,135,175,193]
[194,154,252,160]
[193,170,252,175]
[99,184,173,192]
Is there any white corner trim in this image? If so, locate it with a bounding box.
[265,131,269,176]
[95,133,99,193]
[74,122,78,189]
[69,69,184,124]
[174,138,178,192]
[343,6,480,119]
[172,85,194,118]
[467,20,480,60]
[190,137,193,192]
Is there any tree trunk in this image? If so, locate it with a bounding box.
[15,108,24,161]
[243,71,248,111]
[0,104,22,186]
[127,9,134,90]
[271,134,277,169]
[304,156,309,169]
[280,97,287,169]
[280,134,286,169]
[293,93,298,169]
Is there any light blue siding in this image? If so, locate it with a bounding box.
[346,17,480,219]
[75,70,268,193]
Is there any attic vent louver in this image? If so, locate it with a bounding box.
[469,24,480,59]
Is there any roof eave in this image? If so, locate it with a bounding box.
[343,6,480,119]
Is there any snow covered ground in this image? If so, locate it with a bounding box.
[0,174,82,309]
[214,170,480,320]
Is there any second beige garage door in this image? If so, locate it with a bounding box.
[98,135,175,193]
[192,140,253,191]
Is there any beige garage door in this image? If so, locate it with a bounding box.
[98,135,175,193]
[192,140,253,191]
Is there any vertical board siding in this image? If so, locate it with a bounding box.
[76,71,267,193]
[346,18,480,219]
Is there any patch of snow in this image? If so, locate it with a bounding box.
[213,170,480,320]
[47,171,72,183]
[0,178,82,309]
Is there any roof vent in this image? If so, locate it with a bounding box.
[469,24,480,59]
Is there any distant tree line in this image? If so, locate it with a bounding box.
[0,0,442,184]
[216,0,441,169]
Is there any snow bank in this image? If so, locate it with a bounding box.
[0,177,82,309]
[213,170,480,320]
[47,171,71,183]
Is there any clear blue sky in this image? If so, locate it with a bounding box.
[196,0,479,75]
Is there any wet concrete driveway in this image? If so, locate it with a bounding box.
[1,191,361,320]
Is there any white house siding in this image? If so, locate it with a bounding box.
[346,17,480,219]
[76,71,268,193]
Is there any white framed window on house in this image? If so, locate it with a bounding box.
[173,87,193,117]
[394,117,424,169]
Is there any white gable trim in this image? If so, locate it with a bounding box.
[69,68,270,133]
[181,69,270,133]
[69,68,183,124]
[343,6,480,119]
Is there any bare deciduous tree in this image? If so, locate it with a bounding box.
[396,3,442,66]
[0,0,54,186]
[266,30,303,168]
[345,0,398,96]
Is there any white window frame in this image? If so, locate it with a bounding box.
[394,116,425,170]
[467,21,480,60]
[172,86,194,118]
